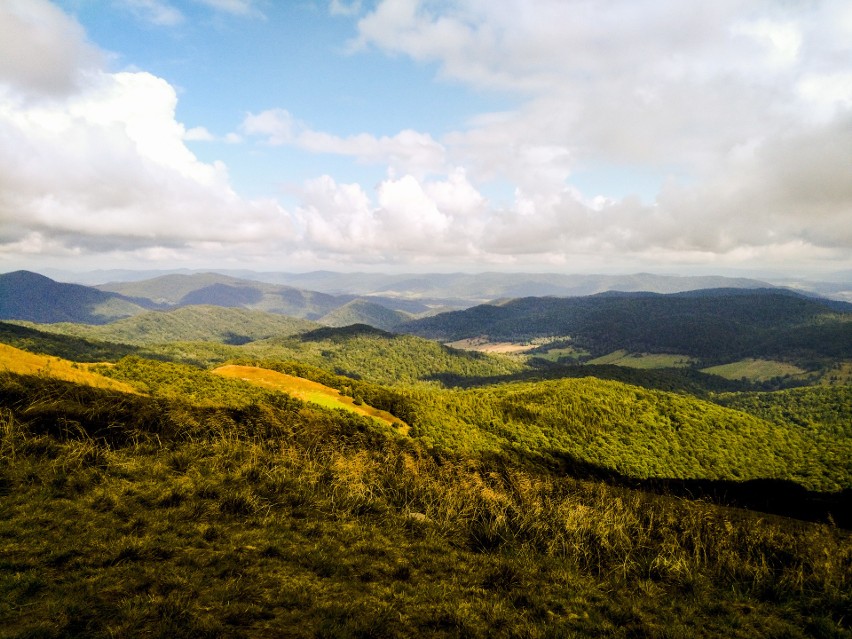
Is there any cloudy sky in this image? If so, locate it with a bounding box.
[1,0,850,276]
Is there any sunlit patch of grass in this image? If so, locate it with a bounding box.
[586,349,694,368]
[212,364,408,433]
[0,343,137,393]
[702,358,808,381]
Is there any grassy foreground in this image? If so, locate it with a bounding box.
[1,372,850,638]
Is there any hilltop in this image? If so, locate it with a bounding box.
[400,288,852,368]
[0,270,152,324]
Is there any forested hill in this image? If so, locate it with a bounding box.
[0,270,153,324]
[400,288,852,364]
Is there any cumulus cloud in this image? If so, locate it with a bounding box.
[332,0,852,270]
[0,3,294,266]
[0,0,102,97]
[3,0,852,273]
[242,109,447,178]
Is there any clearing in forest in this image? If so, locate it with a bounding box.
[586,350,694,369]
[701,358,808,382]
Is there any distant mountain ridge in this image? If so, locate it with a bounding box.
[247,270,777,302]
[399,288,852,366]
[4,270,849,351]
[96,272,432,320]
[0,270,154,324]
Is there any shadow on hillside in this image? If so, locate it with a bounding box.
[299,324,397,342]
[544,450,852,529]
[424,364,754,395]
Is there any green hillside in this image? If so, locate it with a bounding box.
[242,324,525,385]
[318,299,410,330]
[0,321,138,362]
[0,270,150,324]
[1,370,849,638]
[402,377,851,491]
[16,306,318,346]
[402,289,852,366]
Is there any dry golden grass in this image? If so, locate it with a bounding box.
[0,343,137,394]
[212,364,408,433]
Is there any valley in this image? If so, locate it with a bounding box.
[1,269,850,638]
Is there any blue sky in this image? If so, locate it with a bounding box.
[1,0,851,275]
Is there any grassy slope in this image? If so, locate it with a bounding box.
[1,373,849,639]
[212,364,408,433]
[0,343,137,393]
[0,320,139,362]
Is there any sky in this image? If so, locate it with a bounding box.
[1,0,851,277]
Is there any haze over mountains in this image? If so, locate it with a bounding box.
[3,269,850,337]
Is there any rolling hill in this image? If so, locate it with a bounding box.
[15,306,319,346]
[400,288,852,366]
[251,270,776,301]
[317,299,410,330]
[0,270,152,324]
[96,272,433,320]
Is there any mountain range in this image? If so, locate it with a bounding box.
[2,269,788,326]
[400,288,852,366]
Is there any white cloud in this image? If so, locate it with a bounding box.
[184,125,216,141]
[330,0,362,17]
[3,0,852,274]
[118,0,261,26]
[0,0,103,97]
[241,108,298,145]
[242,109,447,177]
[0,5,295,266]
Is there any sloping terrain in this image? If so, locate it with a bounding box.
[318,299,410,331]
[1,367,849,639]
[96,272,429,320]
[0,271,151,324]
[401,288,852,366]
[213,364,408,431]
[259,271,775,300]
[27,306,320,346]
[0,343,136,393]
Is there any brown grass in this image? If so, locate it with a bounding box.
[0,343,137,394]
[212,364,408,433]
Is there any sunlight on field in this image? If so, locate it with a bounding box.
[0,343,137,393]
[586,350,694,369]
[212,364,408,433]
[701,358,807,381]
[445,337,537,354]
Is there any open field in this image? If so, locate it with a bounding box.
[0,343,137,393]
[213,364,408,433]
[445,337,538,354]
[586,350,694,369]
[701,359,809,382]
